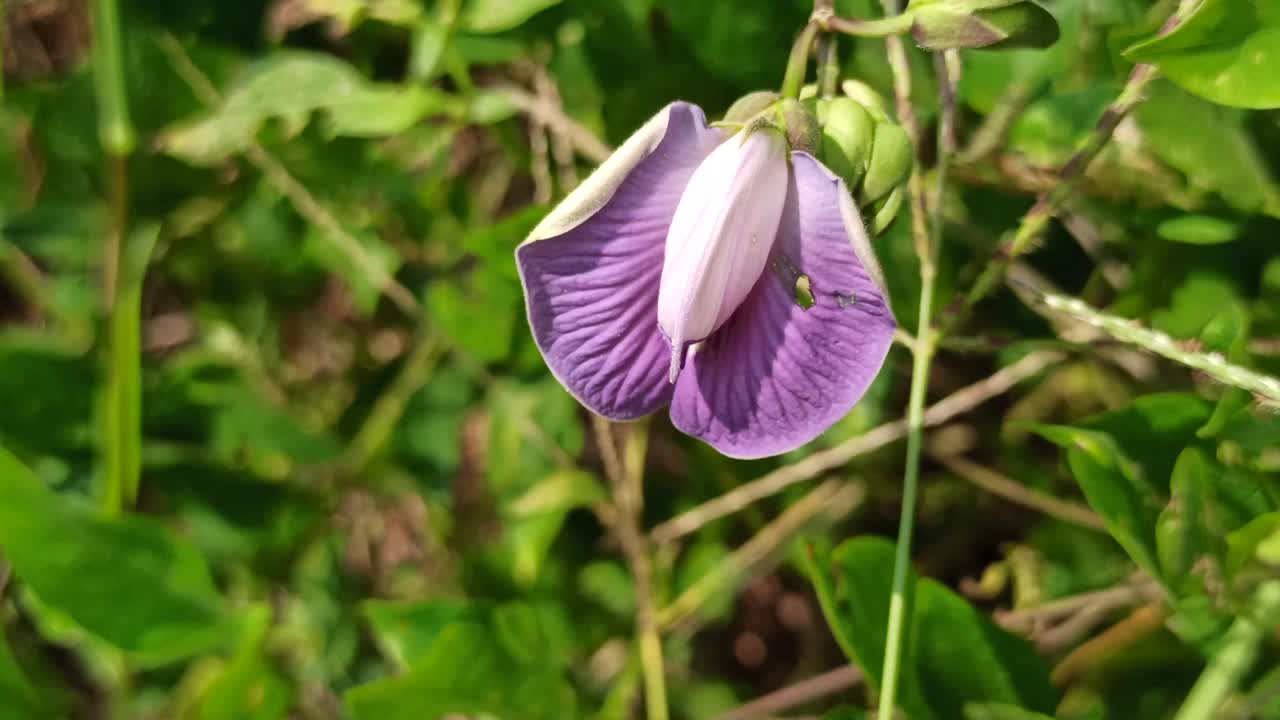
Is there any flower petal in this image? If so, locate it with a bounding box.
[669,152,897,458]
[516,102,725,419]
[657,126,790,382]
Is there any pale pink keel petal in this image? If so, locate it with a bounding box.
[657,127,790,381]
[670,152,897,458]
[516,102,725,419]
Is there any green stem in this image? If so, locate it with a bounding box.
[100,219,156,516]
[1173,581,1280,720]
[822,13,915,39]
[346,332,443,472]
[91,0,135,155]
[878,40,959,720]
[781,21,821,100]
[1035,290,1280,405]
[92,0,139,515]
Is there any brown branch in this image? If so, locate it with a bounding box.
[713,665,862,720]
[929,452,1106,531]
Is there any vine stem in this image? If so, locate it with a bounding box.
[91,0,141,515]
[877,13,959,720]
[1173,581,1280,720]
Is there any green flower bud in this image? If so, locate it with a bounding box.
[869,186,904,236]
[817,97,876,191]
[778,98,820,155]
[861,122,912,206]
[908,0,1059,50]
[839,80,892,123]
[723,91,781,125]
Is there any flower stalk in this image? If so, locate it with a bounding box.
[91,0,141,516]
[877,14,960,720]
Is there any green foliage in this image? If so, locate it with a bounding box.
[2,0,1280,718]
[806,538,1055,720]
[1125,0,1280,109]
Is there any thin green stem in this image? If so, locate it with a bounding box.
[1034,290,1280,406]
[878,35,959,720]
[781,21,821,100]
[91,0,140,516]
[816,33,840,100]
[821,13,915,39]
[346,332,444,473]
[1173,581,1280,720]
[91,0,135,155]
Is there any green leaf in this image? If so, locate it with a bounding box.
[1134,82,1278,214]
[805,537,1055,720]
[1156,215,1241,245]
[506,469,604,516]
[1157,448,1216,587]
[363,598,481,670]
[425,271,519,363]
[196,607,292,720]
[1226,512,1280,577]
[0,448,229,664]
[1125,0,1280,109]
[1080,393,1213,488]
[914,579,1057,716]
[344,621,575,720]
[1028,425,1162,577]
[159,52,459,166]
[804,538,924,715]
[458,0,564,33]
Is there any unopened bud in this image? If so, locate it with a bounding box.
[869,186,904,235]
[861,123,912,206]
[723,91,781,124]
[816,97,875,191]
[908,0,1059,50]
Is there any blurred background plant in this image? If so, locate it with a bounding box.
[1,0,1279,719]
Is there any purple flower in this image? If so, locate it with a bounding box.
[516,102,896,459]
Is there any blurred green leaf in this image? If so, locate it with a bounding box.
[1125,0,1280,109]
[1028,425,1162,578]
[0,448,229,664]
[458,0,565,32]
[344,619,574,720]
[1156,214,1241,245]
[363,598,480,670]
[159,52,459,166]
[1135,82,1278,214]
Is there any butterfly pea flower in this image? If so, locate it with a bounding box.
[516,102,896,459]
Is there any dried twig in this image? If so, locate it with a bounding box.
[657,479,864,632]
[929,452,1106,531]
[713,665,863,720]
[497,84,613,164]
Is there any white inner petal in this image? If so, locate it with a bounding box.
[656,127,790,382]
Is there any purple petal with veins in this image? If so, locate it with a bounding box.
[669,152,897,458]
[516,102,725,420]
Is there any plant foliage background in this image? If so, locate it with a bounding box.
[1,0,1280,718]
